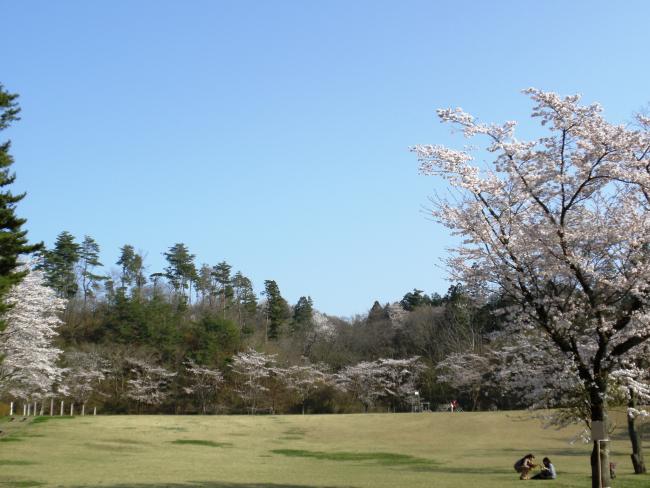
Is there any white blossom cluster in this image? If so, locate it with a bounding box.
[335,357,423,411]
[413,89,650,421]
[126,357,176,406]
[0,266,66,400]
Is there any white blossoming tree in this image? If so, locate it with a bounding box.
[230,349,276,414]
[0,266,65,406]
[377,357,424,411]
[283,362,331,414]
[436,352,492,411]
[336,361,387,412]
[126,357,175,411]
[62,350,106,414]
[413,89,650,487]
[183,359,224,414]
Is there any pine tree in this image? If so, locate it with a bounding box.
[0,85,42,327]
[196,264,216,306]
[40,231,80,299]
[292,296,314,331]
[116,244,146,299]
[233,271,256,331]
[367,300,388,323]
[163,243,196,304]
[78,235,105,305]
[263,280,290,340]
[116,244,136,291]
[212,261,233,318]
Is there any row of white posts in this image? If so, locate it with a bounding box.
[9,400,96,417]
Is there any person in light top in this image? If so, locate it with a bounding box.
[532,457,557,480]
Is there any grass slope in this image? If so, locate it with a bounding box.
[0,411,647,487]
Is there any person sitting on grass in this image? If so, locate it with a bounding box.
[514,454,537,480]
[531,457,556,480]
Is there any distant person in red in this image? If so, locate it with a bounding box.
[450,400,459,412]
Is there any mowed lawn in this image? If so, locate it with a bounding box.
[0,411,648,488]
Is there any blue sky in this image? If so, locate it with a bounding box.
[3,0,650,317]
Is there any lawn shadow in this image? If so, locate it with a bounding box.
[0,480,46,487]
[31,416,76,424]
[271,449,438,468]
[610,423,650,441]
[84,442,143,452]
[0,460,37,466]
[172,439,233,448]
[469,446,589,458]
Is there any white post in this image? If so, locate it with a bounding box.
[93,407,96,416]
[82,404,85,416]
[9,401,13,416]
[27,403,31,416]
[40,403,44,416]
[60,401,64,416]
[23,404,26,416]
[70,403,74,416]
[33,401,37,416]
[50,399,54,416]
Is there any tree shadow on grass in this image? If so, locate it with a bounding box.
[469,446,589,458]
[402,465,511,475]
[610,423,650,441]
[271,449,437,467]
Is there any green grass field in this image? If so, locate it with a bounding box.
[0,411,648,487]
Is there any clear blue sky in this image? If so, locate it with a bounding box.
[4,1,650,317]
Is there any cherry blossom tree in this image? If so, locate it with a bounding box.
[283,362,330,414]
[493,335,650,474]
[436,352,492,411]
[0,266,65,406]
[336,361,387,412]
[230,349,276,414]
[183,359,224,414]
[377,357,424,411]
[61,350,106,414]
[126,357,175,410]
[413,88,650,487]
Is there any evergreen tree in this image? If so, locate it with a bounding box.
[40,231,80,299]
[116,245,146,299]
[212,261,233,318]
[132,253,147,299]
[400,289,433,311]
[163,243,196,303]
[0,85,42,326]
[367,300,388,323]
[116,244,136,291]
[292,296,314,331]
[263,279,290,340]
[79,235,105,305]
[196,264,215,305]
[233,271,256,331]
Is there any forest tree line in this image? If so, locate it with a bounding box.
[0,229,510,415]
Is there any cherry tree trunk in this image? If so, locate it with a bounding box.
[627,390,646,474]
[590,397,611,488]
